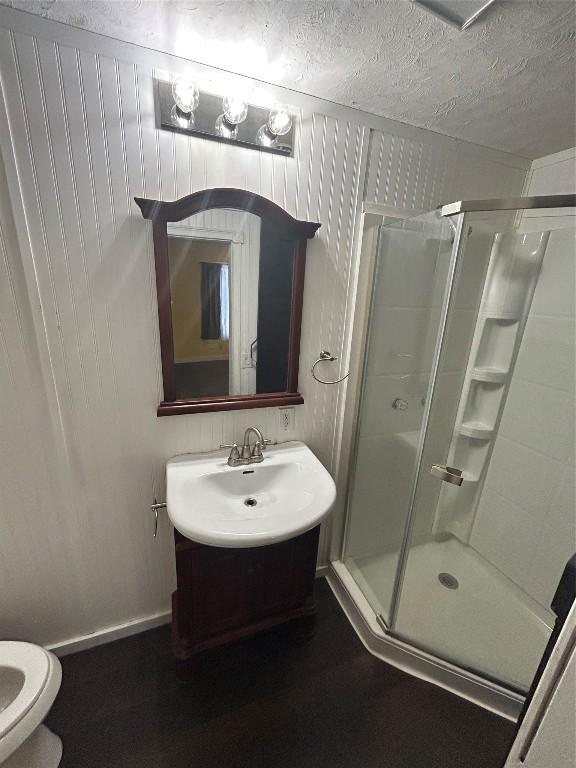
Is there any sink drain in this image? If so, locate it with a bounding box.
[438,572,459,590]
[244,497,258,507]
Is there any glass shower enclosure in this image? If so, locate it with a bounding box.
[342,195,575,695]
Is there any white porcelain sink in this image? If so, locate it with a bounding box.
[166,441,336,548]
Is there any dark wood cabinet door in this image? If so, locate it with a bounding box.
[172,526,320,659]
[186,546,247,640]
[244,528,319,621]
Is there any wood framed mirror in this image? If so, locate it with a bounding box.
[135,188,320,415]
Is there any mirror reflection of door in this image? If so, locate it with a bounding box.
[167,210,258,400]
[169,237,232,398]
[167,208,296,401]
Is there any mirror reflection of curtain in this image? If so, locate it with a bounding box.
[200,262,222,340]
[219,263,230,341]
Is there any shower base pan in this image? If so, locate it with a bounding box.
[348,538,551,691]
[327,542,550,721]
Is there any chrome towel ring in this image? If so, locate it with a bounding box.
[311,350,349,385]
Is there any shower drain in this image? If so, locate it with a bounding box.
[438,572,459,590]
[244,497,258,507]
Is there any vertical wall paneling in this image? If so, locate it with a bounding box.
[0,8,529,648]
[364,128,528,209]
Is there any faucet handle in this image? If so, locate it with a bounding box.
[250,442,265,463]
[261,438,272,450]
[220,443,241,466]
[220,443,240,457]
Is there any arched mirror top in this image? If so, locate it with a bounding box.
[135,188,320,239]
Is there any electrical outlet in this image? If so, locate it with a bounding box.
[241,352,253,369]
[279,407,295,432]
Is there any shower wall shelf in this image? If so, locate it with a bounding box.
[470,367,508,384]
[475,317,520,373]
[484,313,521,322]
[459,422,495,440]
[433,228,551,540]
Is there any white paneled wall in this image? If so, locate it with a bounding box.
[0,7,529,648]
[471,148,576,611]
[363,129,528,209]
[0,151,92,640]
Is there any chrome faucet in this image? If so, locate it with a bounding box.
[220,426,270,467]
[240,426,265,461]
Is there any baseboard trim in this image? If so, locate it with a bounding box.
[327,561,524,722]
[47,564,328,657]
[45,610,172,657]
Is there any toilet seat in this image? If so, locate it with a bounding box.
[0,642,61,762]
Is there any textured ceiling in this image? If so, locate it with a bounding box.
[2,0,575,158]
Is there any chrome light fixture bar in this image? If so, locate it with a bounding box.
[156,79,294,157]
[412,0,498,31]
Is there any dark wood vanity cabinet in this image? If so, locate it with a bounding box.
[172,526,320,660]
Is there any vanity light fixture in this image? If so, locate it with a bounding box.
[157,79,295,157]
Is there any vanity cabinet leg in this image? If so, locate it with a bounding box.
[294,610,317,644]
[173,656,199,682]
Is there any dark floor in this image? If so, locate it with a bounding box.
[47,580,515,768]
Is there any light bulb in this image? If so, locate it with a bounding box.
[267,106,292,136]
[171,76,199,114]
[256,124,277,148]
[215,114,238,140]
[171,105,194,130]
[222,95,248,125]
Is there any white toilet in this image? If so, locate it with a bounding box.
[0,642,62,768]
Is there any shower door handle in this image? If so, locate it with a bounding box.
[430,464,464,486]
